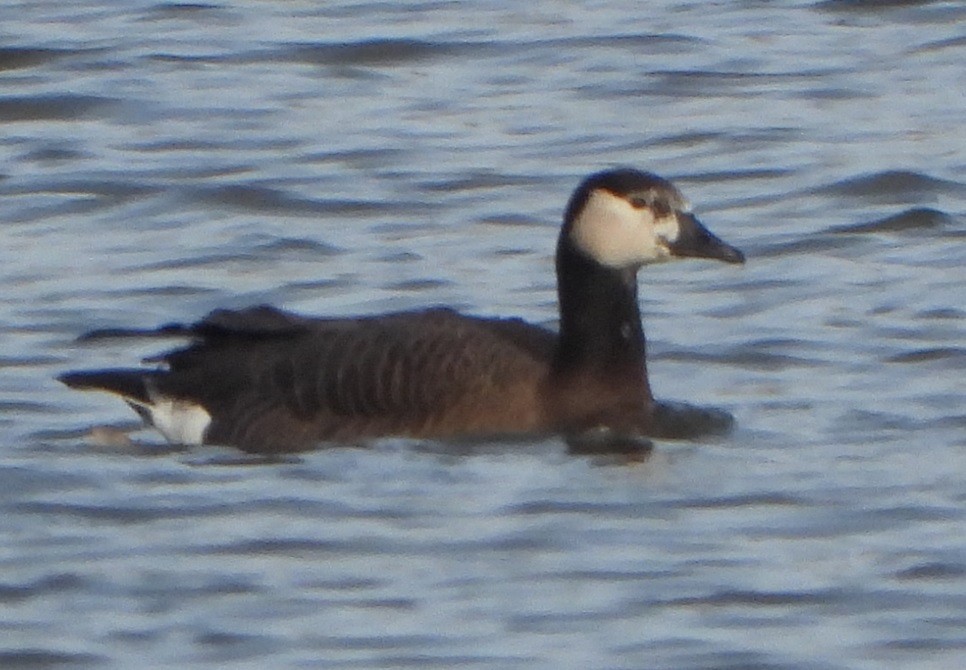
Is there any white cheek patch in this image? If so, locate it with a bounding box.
[569,189,681,268]
[655,214,680,245]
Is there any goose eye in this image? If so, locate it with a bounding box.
[651,200,671,218]
[629,195,672,218]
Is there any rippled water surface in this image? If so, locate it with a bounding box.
[2,1,965,668]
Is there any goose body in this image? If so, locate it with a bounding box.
[59,168,744,453]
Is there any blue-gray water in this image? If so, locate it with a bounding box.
[2,1,965,668]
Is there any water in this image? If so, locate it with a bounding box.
[2,1,964,667]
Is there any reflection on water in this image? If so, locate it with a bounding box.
[1,0,964,668]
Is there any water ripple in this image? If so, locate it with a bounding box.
[0,47,94,71]
[829,206,954,233]
[884,346,966,365]
[277,38,491,67]
[0,650,108,668]
[0,94,118,122]
[187,183,428,217]
[816,170,966,204]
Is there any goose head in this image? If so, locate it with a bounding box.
[561,168,745,268]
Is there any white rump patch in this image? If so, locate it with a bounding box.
[570,189,681,268]
[136,382,211,446]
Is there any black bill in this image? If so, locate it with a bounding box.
[668,212,745,264]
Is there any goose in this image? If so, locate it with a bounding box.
[59,168,744,453]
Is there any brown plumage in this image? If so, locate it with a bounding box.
[59,168,745,453]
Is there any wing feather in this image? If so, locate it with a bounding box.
[141,307,555,450]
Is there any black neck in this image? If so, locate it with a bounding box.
[554,240,649,381]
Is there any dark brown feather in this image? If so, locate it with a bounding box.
[141,306,556,451]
